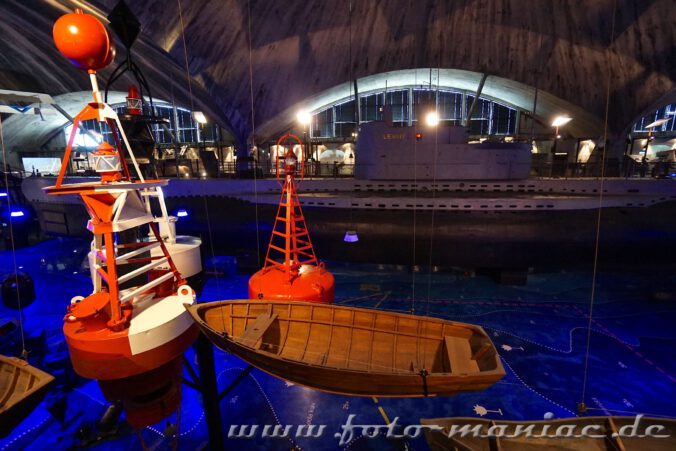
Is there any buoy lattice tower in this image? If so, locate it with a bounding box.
[248,134,335,303]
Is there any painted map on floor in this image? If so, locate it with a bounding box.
[1,238,674,450]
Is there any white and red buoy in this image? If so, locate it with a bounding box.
[48,9,198,428]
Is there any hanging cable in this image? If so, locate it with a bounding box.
[177,0,194,113]
[176,0,221,299]
[410,58,419,315]
[345,0,357,238]
[162,27,179,165]
[424,65,441,318]
[171,399,181,451]
[579,0,618,415]
[136,429,149,451]
[529,33,544,145]
[0,114,27,359]
[247,0,262,268]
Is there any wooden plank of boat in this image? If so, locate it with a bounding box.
[0,355,55,437]
[186,300,505,397]
[419,416,676,451]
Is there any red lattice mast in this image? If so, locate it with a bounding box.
[249,133,334,303]
[264,134,318,279]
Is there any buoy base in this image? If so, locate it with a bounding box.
[64,288,198,380]
[65,322,199,381]
[249,265,335,303]
[98,357,183,428]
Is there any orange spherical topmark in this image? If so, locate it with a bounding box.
[53,9,115,71]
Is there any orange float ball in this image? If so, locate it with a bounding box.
[53,9,115,71]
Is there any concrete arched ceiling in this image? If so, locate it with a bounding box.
[256,68,605,140]
[96,0,673,144]
[0,0,234,151]
[2,91,128,154]
[1,0,675,148]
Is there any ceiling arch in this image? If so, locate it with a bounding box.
[0,0,235,144]
[1,91,127,154]
[0,0,674,149]
[255,68,605,141]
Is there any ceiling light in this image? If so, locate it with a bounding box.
[425,111,439,127]
[193,111,207,124]
[645,118,671,129]
[551,116,572,127]
[296,110,311,125]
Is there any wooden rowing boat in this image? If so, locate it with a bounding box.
[186,300,505,397]
[420,416,676,450]
[0,355,55,437]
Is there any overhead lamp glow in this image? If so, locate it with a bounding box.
[176,209,188,218]
[645,118,671,129]
[551,116,572,128]
[344,230,359,243]
[10,210,25,218]
[193,111,207,124]
[296,110,312,126]
[425,111,440,127]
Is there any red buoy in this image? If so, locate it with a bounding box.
[126,85,142,115]
[53,9,115,71]
[249,134,335,303]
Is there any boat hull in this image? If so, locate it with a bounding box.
[200,325,500,396]
[420,416,676,451]
[187,300,505,397]
[0,356,54,437]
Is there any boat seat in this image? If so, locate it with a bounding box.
[240,313,278,349]
[445,336,480,375]
[472,342,493,361]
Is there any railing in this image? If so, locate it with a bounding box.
[155,160,356,179]
[530,160,675,179]
[154,155,673,180]
[22,153,672,181]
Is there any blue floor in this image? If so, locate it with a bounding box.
[1,238,675,450]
